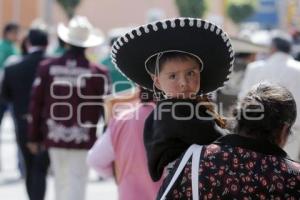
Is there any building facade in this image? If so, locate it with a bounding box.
[0,0,178,35]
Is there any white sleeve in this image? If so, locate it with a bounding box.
[238,64,255,100]
[86,129,115,178]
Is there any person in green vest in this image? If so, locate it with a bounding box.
[0,22,20,172]
[0,22,20,69]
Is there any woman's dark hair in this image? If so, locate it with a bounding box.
[20,36,28,56]
[233,82,297,143]
[145,51,202,74]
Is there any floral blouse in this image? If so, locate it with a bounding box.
[157,134,300,200]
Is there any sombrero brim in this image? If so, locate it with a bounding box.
[57,23,104,48]
[111,18,234,94]
[231,37,269,53]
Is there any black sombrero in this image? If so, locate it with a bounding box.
[111,18,234,94]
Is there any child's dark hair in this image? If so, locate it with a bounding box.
[233,82,296,143]
[145,51,202,74]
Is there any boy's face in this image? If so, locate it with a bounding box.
[153,58,200,99]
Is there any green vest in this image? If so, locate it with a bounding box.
[0,39,19,69]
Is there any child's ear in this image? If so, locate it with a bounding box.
[151,75,162,90]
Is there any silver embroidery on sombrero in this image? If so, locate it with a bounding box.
[210,24,215,32]
[136,28,142,36]
[196,20,202,27]
[151,23,159,31]
[226,41,231,47]
[123,35,129,43]
[111,18,232,55]
[114,43,120,50]
[129,32,134,39]
[171,20,176,28]
[189,18,194,26]
[111,48,117,54]
[216,28,221,35]
[221,32,229,42]
[162,21,168,29]
[143,25,150,33]
[180,18,185,27]
[204,21,209,30]
[117,38,123,46]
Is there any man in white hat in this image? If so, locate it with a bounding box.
[27,16,110,200]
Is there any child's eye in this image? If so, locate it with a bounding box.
[169,74,176,79]
[187,71,195,77]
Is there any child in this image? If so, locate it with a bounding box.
[111,18,234,181]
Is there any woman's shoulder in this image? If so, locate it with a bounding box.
[285,159,300,175]
[202,143,300,174]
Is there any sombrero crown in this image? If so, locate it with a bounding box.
[111,18,234,94]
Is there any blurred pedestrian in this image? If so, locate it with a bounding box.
[87,88,162,200]
[27,16,109,200]
[1,28,49,200]
[0,22,20,68]
[239,31,300,161]
[0,22,19,171]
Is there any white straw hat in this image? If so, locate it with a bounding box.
[57,16,104,48]
[231,37,269,53]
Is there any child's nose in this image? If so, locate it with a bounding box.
[179,77,188,88]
